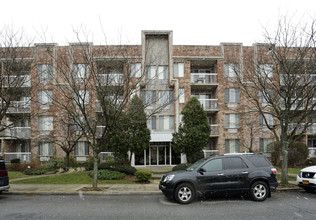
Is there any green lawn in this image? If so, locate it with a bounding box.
[8,171,28,180]
[11,172,135,184]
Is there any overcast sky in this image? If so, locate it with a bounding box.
[1,0,315,46]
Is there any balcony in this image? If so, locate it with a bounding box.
[4,127,31,139]
[280,99,304,110]
[4,152,31,163]
[95,98,123,112]
[6,100,31,114]
[3,75,31,88]
[191,73,218,90]
[198,99,218,112]
[99,152,114,162]
[96,126,106,138]
[98,73,124,86]
[280,74,305,86]
[210,124,219,136]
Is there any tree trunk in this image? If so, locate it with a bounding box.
[92,151,98,189]
[281,141,289,185]
[66,152,70,167]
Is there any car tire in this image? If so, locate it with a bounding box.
[250,181,269,201]
[174,183,195,204]
[303,188,315,193]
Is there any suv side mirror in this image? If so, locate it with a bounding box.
[198,167,206,174]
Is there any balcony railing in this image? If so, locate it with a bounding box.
[98,73,124,86]
[3,75,31,87]
[96,126,106,138]
[95,99,123,112]
[99,152,114,162]
[4,152,31,163]
[7,100,31,114]
[198,99,218,111]
[191,73,217,84]
[280,99,304,110]
[4,127,31,139]
[210,124,219,135]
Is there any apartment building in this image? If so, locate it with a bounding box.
[0,30,315,166]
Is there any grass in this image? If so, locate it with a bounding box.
[8,171,28,180]
[12,172,135,184]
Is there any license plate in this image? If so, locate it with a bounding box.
[302,180,309,185]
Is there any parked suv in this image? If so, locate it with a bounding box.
[159,153,278,204]
[0,158,10,193]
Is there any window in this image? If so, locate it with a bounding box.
[224,63,239,81]
[146,65,168,84]
[38,142,53,156]
[247,156,272,167]
[147,116,156,130]
[225,114,240,128]
[260,138,274,153]
[159,116,174,130]
[224,157,247,170]
[259,64,273,78]
[38,116,53,131]
[74,64,89,81]
[259,89,273,104]
[130,63,141,78]
[158,91,174,107]
[202,159,223,172]
[260,114,273,128]
[38,90,53,105]
[38,64,53,83]
[225,139,240,153]
[174,63,184,77]
[225,88,240,103]
[74,142,89,156]
[179,88,185,103]
[74,90,89,106]
[141,90,156,107]
[158,66,168,80]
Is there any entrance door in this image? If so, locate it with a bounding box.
[149,144,169,165]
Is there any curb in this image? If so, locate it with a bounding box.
[3,191,163,196]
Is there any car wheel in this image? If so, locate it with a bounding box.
[250,181,269,201]
[174,183,195,204]
[304,188,315,193]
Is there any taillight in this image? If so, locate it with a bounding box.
[271,168,277,175]
[0,170,8,177]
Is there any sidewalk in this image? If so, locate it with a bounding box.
[3,179,301,196]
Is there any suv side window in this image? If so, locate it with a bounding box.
[224,157,247,170]
[202,159,223,172]
[246,156,271,167]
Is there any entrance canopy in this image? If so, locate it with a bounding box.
[151,133,173,142]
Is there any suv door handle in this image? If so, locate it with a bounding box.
[242,172,248,174]
[218,173,224,176]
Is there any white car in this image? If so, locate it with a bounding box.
[296,166,316,193]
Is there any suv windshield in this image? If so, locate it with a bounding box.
[0,161,5,170]
[186,158,207,171]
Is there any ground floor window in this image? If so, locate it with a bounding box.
[259,138,274,153]
[39,142,53,156]
[134,142,180,165]
[74,142,89,156]
[308,139,316,157]
[225,139,240,153]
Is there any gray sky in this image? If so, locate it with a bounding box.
[1,0,315,45]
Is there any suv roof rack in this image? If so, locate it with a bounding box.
[223,153,255,156]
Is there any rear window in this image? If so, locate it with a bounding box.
[0,161,5,170]
[246,156,271,167]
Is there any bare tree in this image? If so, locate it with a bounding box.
[41,31,175,189]
[232,17,316,184]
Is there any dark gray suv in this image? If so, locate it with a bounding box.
[159,153,278,204]
[0,158,9,193]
